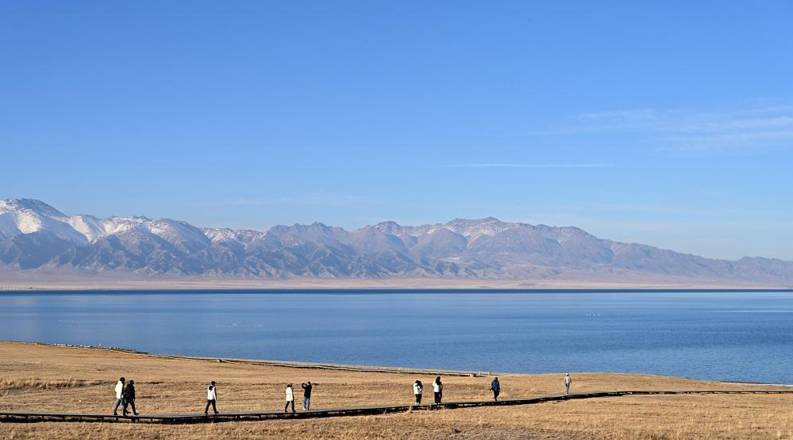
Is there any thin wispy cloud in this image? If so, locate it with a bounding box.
[445,163,613,169]
[579,108,660,123]
[570,103,793,152]
[578,107,793,132]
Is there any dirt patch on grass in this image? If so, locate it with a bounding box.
[0,378,105,392]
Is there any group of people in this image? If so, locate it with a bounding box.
[284,382,313,413]
[111,377,138,416]
[412,373,572,405]
[411,376,445,405]
[112,374,575,415]
[204,381,315,415]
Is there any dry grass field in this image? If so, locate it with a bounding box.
[1,342,792,439]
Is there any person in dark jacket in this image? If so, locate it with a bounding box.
[301,381,313,411]
[490,377,501,402]
[122,380,138,416]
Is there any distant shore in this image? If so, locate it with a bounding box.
[2,286,792,294]
[1,274,788,291]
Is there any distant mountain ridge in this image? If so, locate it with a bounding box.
[1,198,792,285]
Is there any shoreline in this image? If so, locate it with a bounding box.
[3,287,793,294]
[10,341,792,387]
[2,274,790,292]
[26,342,489,377]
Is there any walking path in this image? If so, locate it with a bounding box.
[2,389,792,424]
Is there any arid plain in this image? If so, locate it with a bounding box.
[1,342,792,439]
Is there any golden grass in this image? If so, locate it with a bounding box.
[1,342,791,439]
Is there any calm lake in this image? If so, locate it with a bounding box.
[2,290,792,384]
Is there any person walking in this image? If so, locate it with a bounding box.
[490,377,501,402]
[122,380,138,416]
[301,381,313,411]
[564,373,572,395]
[433,376,443,405]
[204,381,218,415]
[284,384,296,413]
[412,380,423,405]
[112,377,125,415]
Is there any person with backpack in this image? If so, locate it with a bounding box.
[412,380,423,405]
[204,381,218,415]
[433,376,443,404]
[564,373,572,395]
[285,384,296,413]
[490,377,501,402]
[122,379,139,416]
[301,381,313,411]
[112,377,125,415]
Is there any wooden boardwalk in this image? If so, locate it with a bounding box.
[2,389,792,424]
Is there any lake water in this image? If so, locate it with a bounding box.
[1,290,792,384]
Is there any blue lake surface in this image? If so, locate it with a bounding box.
[1,290,792,384]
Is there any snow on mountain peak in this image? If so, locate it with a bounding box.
[145,219,210,248]
[0,198,67,218]
[0,198,203,247]
[204,227,266,243]
[443,217,511,240]
[0,198,87,244]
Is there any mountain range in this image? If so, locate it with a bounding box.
[1,198,792,286]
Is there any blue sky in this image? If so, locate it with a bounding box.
[1,1,792,260]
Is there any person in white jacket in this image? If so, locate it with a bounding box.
[112,377,125,415]
[433,376,443,404]
[284,384,296,413]
[564,373,572,395]
[412,380,423,405]
[204,381,218,415]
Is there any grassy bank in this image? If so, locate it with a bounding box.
[1,342,792,439]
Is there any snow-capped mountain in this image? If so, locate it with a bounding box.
[0,199,202,249]
[1,198,792,285]
[0,199,89,245]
